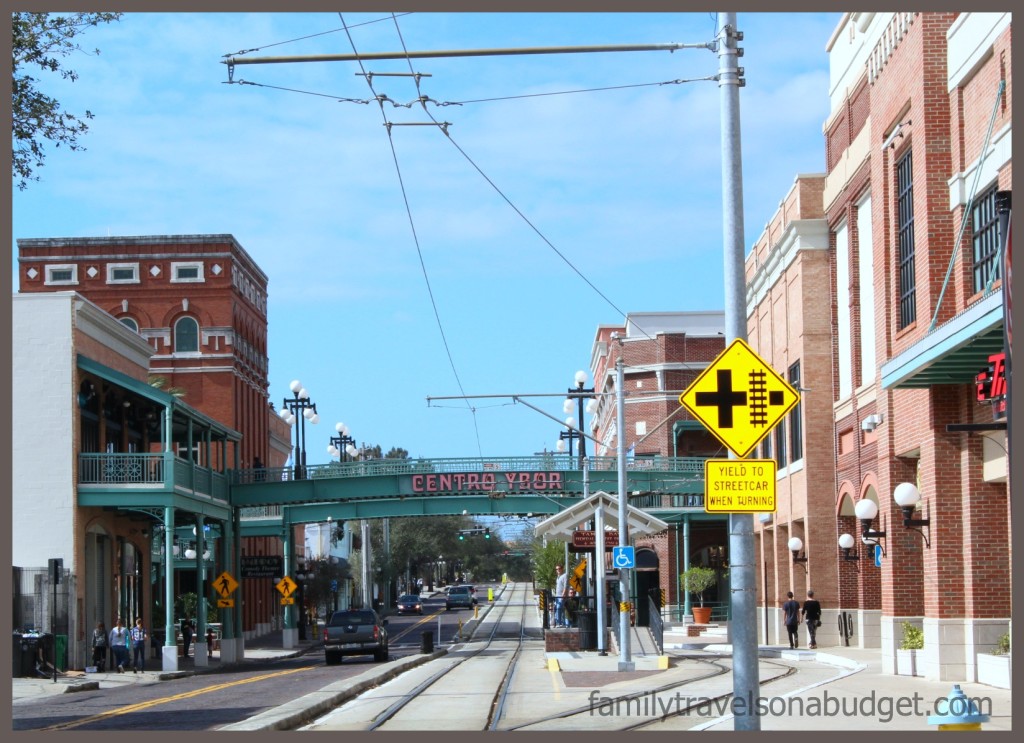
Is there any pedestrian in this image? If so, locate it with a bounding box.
[109,617,130,673]
[802,590,822,649]
[565,588,579,628]
[782,592,801,649]
[130,617,148,672]
[554,565,569,628]
[91,621,108,672]
[253,456,266,481]
[181,617,194,657]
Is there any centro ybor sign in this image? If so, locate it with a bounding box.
[411,471,563,493]
[704,459,777,513]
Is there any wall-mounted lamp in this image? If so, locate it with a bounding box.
[880,120,912,151]
[787,537,808,572]
[861,413,884,433]
[854,499,887,556]
[838,533,861,561]
[893,482,931,547]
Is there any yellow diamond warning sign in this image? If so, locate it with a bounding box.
[704,459,777,513]
[680,338,800,459]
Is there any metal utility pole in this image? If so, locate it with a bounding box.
[361,520,372,610]
[615,354,633,670]
[717,12,759,731]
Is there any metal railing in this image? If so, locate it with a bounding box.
[233,455,708,484]
[648,593,664,654]
[78,453,229,500]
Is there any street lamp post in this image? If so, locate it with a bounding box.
[327,422,357,463]
[280,380,319,479]
[295,557,308,641]
[558,371,596,468]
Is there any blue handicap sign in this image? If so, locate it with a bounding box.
[874,544,883,568]
[330,579,338,592]
[612,546,635,569]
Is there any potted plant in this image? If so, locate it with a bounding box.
[896,621,924,676]
[682,566,719,624]
[977,631,1011,689]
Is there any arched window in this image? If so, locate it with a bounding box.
[119,317,139,333]
[174,316,200,353]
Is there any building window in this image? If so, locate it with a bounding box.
[788,361,803,463]
[774,417,787,467]
[761,429,772,460]
[106,263,139,284]
[119,317,139,333]
[45,264,77,285]
[174,316,200,353]
[171,262,204,283]
[896,149,916,329]
[971,184,1001,294]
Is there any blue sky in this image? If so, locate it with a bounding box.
[11,12,841,461]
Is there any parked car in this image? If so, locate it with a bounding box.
[396,594,423,615]
[323,609,389,664]
[445,585,474,611]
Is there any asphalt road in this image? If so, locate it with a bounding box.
[11,592,482,732]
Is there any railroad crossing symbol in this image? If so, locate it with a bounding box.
[275,575,298,598]
[213,571,238,598]
[680,338,800,459]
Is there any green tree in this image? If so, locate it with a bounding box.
[532,539,566,590]
[12,12,122,190]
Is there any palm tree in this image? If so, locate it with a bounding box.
[149,375,185,398]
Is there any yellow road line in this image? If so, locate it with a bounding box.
[40,665,315,731]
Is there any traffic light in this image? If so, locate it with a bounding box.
[458,532,465,540]
[484,528,490,539]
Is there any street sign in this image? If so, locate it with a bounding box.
[213,571,239,598]
[569,559,587,592]
[275,575,298,597]
[680,338,800,459]
[280,597,295,605]
[611,546,635,569]
[704,459,777,513]
[571,530,619,549]
[874,544,883,567]
[217,598,235,608]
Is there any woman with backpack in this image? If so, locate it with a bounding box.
[91,621,108,671]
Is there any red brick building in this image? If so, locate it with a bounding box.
[746,13,1010,681]
[17,234,294,637]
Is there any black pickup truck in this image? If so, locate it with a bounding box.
[323,609,389,664]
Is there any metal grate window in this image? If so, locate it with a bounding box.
[896,150,916,328]
[971,184,1001,293]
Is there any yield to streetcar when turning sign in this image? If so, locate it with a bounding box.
[680,338,800,459]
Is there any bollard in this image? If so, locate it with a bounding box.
[488,587,494,602]
[420,630,434,654]
[927,685,989,731]
[474,604,479,619]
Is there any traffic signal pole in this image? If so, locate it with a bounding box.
[717,13,760,731]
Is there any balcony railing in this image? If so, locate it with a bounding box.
[78,453,229,500]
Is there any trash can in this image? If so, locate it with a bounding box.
[577,611,597,650]
[420,630,434,654]
[12,633,34,677]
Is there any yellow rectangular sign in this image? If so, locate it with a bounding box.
[280,597,295,605]
[217,598,235,608]
[704,459,777,513]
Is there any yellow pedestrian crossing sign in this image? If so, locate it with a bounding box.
[275,575,298,598]
[680,338,800,459]
[213,571,239,598]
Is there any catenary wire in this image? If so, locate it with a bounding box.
[223,13,413,57]
[340,12,484,458]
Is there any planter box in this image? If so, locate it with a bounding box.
[976,653,1011,689]
[896,648,922,676]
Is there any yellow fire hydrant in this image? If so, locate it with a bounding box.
[927,685,989,731]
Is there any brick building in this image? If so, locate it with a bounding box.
[17,234,294,638]
[745,12,1011,681]
[588,312,728,618]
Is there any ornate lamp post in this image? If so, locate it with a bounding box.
[557,370,597,468]
[280,379,319,479]
[327,422,357,463]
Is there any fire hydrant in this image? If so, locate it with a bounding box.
[927,685,989,731]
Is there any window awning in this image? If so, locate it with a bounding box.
[534,490,669,542]
[881,291,1005,389]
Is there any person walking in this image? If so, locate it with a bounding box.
[782,592,801,649]
[181,618,194,657]
[130,617,148,672]
[554,565,569,628]
[91,621,108,672]
[109,617,130,673]
[801,590,822,649]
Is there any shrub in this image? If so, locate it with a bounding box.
[992,632,1010,656]
[899,621,924,650]
[681,566,719,607]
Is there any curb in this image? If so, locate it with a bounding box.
[216,648,451,731]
